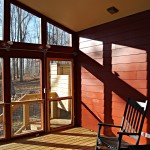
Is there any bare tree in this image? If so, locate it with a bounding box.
[10,4,40,81]
[47,23,71,46]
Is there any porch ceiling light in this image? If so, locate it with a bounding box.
[39,44,51,54]
[2,41,13,51]
[46,44,51,49]
[107,6,119,14]
[39,44,51,50]
[7,41,13,46]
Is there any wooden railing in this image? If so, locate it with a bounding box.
[0,92,58,135]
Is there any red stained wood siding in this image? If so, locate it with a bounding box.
[77,10,150,144]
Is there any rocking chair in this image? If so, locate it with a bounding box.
[95,98,148,150]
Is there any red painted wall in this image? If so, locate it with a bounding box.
[77,10,150,144]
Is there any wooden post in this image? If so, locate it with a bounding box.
[23,103,30,130]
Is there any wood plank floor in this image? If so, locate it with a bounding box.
[0,127,107,150]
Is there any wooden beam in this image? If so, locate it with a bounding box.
[3,0,10,41]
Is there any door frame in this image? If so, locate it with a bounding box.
[45,58,74,132]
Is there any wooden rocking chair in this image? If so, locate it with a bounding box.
[95,98,148,150]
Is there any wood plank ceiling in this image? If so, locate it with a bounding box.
[18,0,150,32]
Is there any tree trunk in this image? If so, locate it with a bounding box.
[20,58,23,82]
[16,58,19,78]
[12,58,16,80]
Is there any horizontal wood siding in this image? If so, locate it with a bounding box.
[81,66,104,131]
[78,10,150,144]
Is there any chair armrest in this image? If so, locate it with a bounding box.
[98,123,122,128]
[117,132,139,136]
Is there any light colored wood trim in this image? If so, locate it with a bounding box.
[10,99,44,105]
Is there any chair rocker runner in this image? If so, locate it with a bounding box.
[95,98,148,150]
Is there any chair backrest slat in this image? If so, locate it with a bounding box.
[122,100,130,132]
[130,105,137,132]
[132,108,139,132]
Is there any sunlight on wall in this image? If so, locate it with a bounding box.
[79,37,103,65]
[112,43,147,96]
